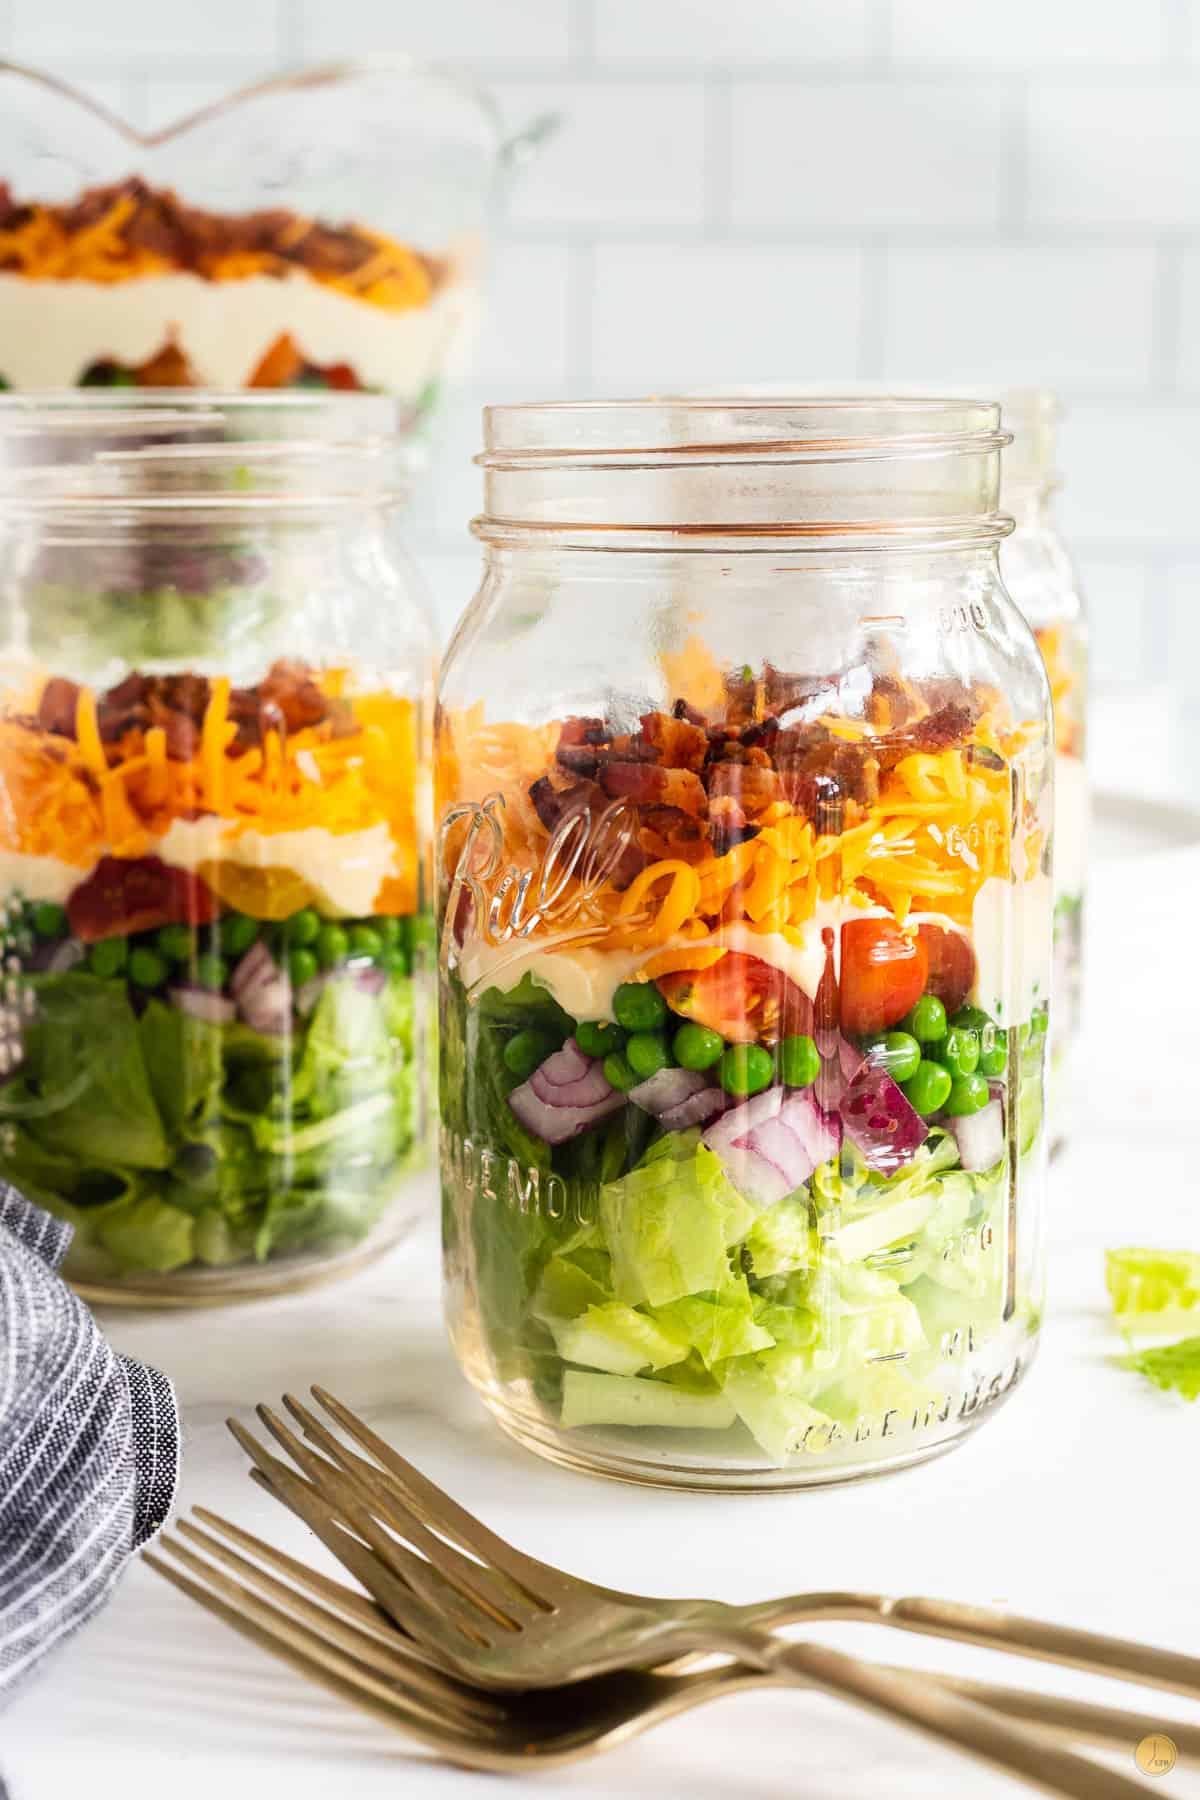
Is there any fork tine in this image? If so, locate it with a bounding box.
[174,1518,504,1728]
[253,1404,502,1651]
[239,1453,459,1676]
[143,1543,504,1754]
[280,1393,532,1631]
[191,1507,394,1643]
[310,1386,559,1608]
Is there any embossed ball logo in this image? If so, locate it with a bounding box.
[1134,1733,1177,1777]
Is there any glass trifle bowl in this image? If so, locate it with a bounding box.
[0,392,434,1303]
[0,59,551,428]
[437,398,1054,1490]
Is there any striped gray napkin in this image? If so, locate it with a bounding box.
[0,1183,179,1705]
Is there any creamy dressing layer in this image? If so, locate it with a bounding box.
[1053,749,1088,901]
[457,883,1049,1030]
[0,819,398,920]
[154,818,397,918]
[0,271,478,394]
[0,848,88,906]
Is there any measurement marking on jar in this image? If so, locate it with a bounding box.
[938,601,991,635]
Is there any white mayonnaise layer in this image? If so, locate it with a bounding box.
[1053,749,1088,901]
[0,848,87,906]
[154,818,397,919]
[0,270,478,394]
[460,880,1051,1031]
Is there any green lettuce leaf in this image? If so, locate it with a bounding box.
[1121,1338,1200,1402]
[1106,1248,1200,1333]
[600,1143,755,1308]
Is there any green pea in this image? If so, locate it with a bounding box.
[942,1072,991,1117]
[156,922,193,963]
[673,1022,725,1073]
[979,1033,1008,1077]
[128,947,167,989]
[865,1029,921,1084]
[32,901,67,939]
[602,1052,637,1094]
[374,915,402,947]
[503,1029,554,1082]
[380,945,410,976]
[194,953,229,990]
[626,1033,672,1080]
[575,1020,626,1059]
[904,994,947,1044]
[901,1059,953,1118]
[316,923,349,969]
[348,923,383,958]
[287,948,319,988]
[88,937,127,979]
[612,980,667,1033]
[932,1025,980,1079]
[779,1033,821,1088]
[952,1005,991,1035]
[222,913,259,956]
[719,1042,775,1098]
[286,908,321,947]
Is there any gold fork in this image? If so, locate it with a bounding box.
[146,1509,1200,1782]
[215,1388,1200,1798]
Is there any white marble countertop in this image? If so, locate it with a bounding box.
[6,802,1200,1800]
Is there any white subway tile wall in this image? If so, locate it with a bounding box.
[12,0,1198,789]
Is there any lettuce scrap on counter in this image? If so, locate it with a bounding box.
[1107,1248,1200,1402]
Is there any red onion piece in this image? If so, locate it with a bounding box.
[530,1058,614,1110]
[239,974,293,1036]
[169,985,236,1026]
[628,1066,710,1116]
[839,1062,927,1174]
[508,1079,624,1145]
[702,1086,784,1156]
[838,1035,866,1081]
[779,1088,842,1166]
[948,1100,1004,1173]
[231,939,275,1001]
[536,1039,592,1088]
[658,1086,728,1131]
[350,964,387,997]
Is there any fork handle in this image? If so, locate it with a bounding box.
[711,1631,1154,1800]
[734,1591,1200,1700]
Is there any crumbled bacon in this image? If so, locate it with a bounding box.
[636,710,708,772]
[599,761,708,817]
[37,676,81,740]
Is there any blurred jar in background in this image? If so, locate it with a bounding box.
[0,393,434,1304]
[998,391,1087,1150]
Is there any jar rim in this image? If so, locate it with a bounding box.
[480,395,1009,463]
[475,395,1012,542]
[0,391,413,514]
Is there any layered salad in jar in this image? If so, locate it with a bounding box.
[0,178,473,414]
[440,657,1051,1472]
[0,655,426,1287]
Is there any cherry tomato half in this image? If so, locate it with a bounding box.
[66,855,218,944]
[657,951,812,1046]
[839,919,928,1035]
[917,923,976,1017]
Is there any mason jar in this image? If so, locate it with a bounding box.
[0,392,433,1303]
[437,398,1053,1490]
[997,392,1087,1149]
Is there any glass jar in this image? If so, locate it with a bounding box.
[0,59,552,434]
[0,392,433,1304]
[437,398,1053,1490]
[996,392,1087,1149]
